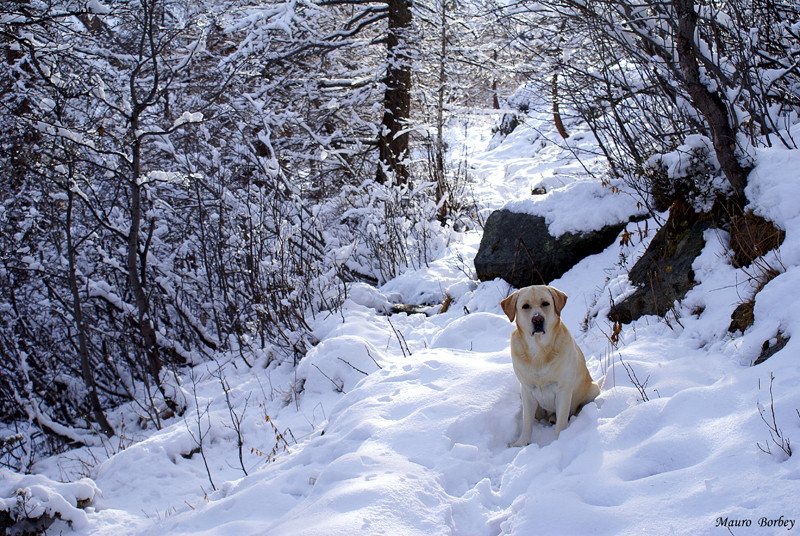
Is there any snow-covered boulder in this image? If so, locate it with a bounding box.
[0,469,99,533]
[474,209,628,287]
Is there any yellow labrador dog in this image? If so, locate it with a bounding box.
[501,285,599,446]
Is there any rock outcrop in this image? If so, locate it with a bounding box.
[474,209,628,287]
[609,202,712,324]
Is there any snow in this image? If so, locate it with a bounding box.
[172,111,204,129]
[87,0,110,15]
[39,97,56,112]
[0,470,99,530]
[503,178,643,237]
[467,98,646,236]
[12,103,800,536]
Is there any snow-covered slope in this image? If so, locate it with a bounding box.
[29,107,800,535]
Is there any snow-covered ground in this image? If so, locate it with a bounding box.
[14,104,800,535]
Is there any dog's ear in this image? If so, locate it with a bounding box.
[500,291,518,322]
[547,286,568,316]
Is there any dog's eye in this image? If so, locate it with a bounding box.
[542,301,550,307]
[521,304,530,310]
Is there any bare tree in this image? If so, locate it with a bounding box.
[672,0,749,204]
[376,0,413,184]
[501,0,800,212]
[0,0,232,460]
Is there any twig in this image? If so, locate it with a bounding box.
[312,364,345,393]
[337,357,369,376]
[757,373,792,458]
[256,407,290,463]
[185,372,216,491]
[364,344,382,369]
[215,364,249,476]
[620,357,649,402]
[386,316,411,357]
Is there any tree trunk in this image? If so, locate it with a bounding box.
[66,186,115,437]
[377,0,412,185]
[492,50,500,110]
[552,71,569,139]
[127,2,171,398]
[128,115,163,387]
[673,0,749,205]
[434,0,447,224]
[552,20,569,140]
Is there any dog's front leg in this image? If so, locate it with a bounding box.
[553,390,572,439]
[511,384,538,447]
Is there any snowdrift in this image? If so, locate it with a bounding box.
[16,110,800,536]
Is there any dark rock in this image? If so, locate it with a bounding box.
[0,509,57,536]
[610,202,713,324]
[728,300,755,333]
[474,209,628,287]
[391,303,430,316]
[488,114,522,150]
[754,332,789,365]
[495,113,520,137]
[531,185,547,195]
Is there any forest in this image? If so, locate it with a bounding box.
[2,0,800,533]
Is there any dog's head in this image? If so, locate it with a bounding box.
[500,285,568,339]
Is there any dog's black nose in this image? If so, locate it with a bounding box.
[532,314,545,334]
